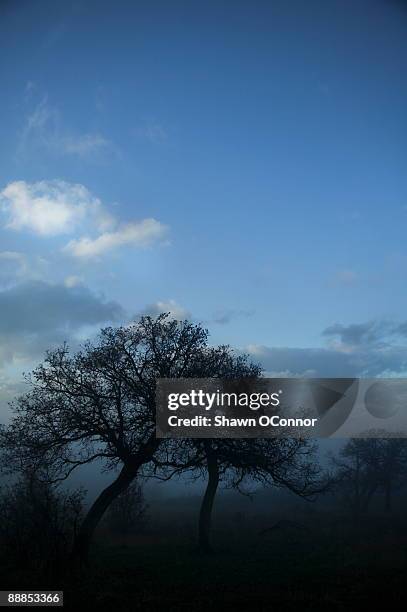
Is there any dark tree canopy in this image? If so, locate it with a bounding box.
[0,314,260,560]
[1,315,259,477]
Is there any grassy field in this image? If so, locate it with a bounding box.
[3,517,406,610]
[69,528,407,609]
[2,489,407,610]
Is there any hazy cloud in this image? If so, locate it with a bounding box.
[212,308,254,325]
[395,322,407,337]
[0,251,28,282]
[61,133,110,157]
[135,303,253,326]
[0,280,124,365]
[136,119,169,144]
[0,251,49,287]
[246,343,407,378]
[320,319,407,352]
[0,373,26,422]
[247,318,407,377]
[322,320,389,349]
[19,94,111,159]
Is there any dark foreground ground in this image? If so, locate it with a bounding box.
[2,512,407,610]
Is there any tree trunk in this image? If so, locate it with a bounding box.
[71,435,160,565]
[198,442,219,553]
[72,463,137,564]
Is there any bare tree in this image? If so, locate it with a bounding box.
[331,438,381,520]
[0,314,253,562]
[374,436,407,512]
[155,436,328,552]
[331,434,407,517]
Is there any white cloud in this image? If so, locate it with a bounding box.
[64,219,168,258]
[1,180,168,260]
[245,344,268,358]
[61,133,110,157]
[138,299,191,320]
[0,180,114,236]
[64,275,84,288]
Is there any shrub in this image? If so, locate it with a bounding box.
[0,473,84,570]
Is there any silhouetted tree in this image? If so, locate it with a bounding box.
[331,434,407,517]
[155,436,328,552]
[374,436,407,512]
[0,314,257,563]
[0,470,84,572]
[331,438,381,519]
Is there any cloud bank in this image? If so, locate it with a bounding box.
[19,94,111,160]
[247,319,407,378]
[0,280,124,365]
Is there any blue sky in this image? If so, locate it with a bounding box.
[1,0,407,411]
